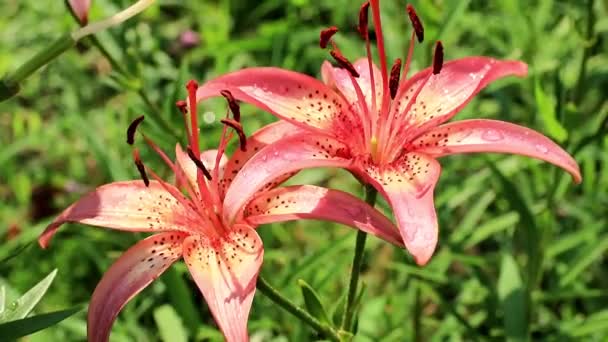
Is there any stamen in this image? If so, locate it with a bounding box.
[358,2,370,39]
[186,146,213,181]
[320,26,339,49]
[330,50,360,78]
[132,149,150,187]
[186,79,200,155]
[389,58,402,99]
[175,100,188,114]
[433,41,444,75]
[406,4,424,43]
[220,90,241,122]
[221,118,247,152]
[126,115,145,145]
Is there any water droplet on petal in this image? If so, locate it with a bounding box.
[481,129,504,142]
[404,224,419,243]
[273,151,279,157]
[261,155,267,162]
[535,144,549,154]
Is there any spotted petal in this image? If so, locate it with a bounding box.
[411,119,581,183]
[88,232,187,342]
[183,227,263,342]
[360,153,441,265]
[391,57,528,138]
[195,67,355,136]
[245,185,403,246]
[39,181,196,248]
[219,121,305,198]
[321,58,384,115]
[223,133,352,223]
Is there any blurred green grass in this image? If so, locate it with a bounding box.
[0,0,607,340]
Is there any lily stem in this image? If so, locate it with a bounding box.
[257,276,340,341]
[340,184,377,332]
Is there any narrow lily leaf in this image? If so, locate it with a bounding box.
[0,269,57,322]
[534,77,567,142]
[153,304,188,342]
[498,253,527,342]
[0,306,81,340]
[298,279,331,326]
[160,267,203,335]
[559,234,608,287]
[0,286,5,316]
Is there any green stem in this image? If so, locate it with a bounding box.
[257,276,340,341]
[340,184,377,331]
[1,34,76,101]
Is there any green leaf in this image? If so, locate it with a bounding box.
[0,306,81,340]
[0,286,5,316]
[559,234,608,287]
[160,267,202,334]
[534,77,568,142]
[498,254,527,342]
[153,304,188,342]
[0,269,57,323]
[298,279,331,326]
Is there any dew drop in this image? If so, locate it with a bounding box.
[481,129,504,142]
[535,144,549,154]
[273,151,279,157]
[404,224,419,243]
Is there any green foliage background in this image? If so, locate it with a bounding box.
[0,0,606,340]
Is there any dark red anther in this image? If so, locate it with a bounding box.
[320,26,338,49]
[186,146,212,180]
[220,90,241,122]
[358,2,370,40]
[433,41,444,75]
[406,4,424,43]
[127,115,145,145]
[389,58,402,99]
[132,149,150,187]
[175,100,188,114]
[221,118,247,152]
[330,50,360,78]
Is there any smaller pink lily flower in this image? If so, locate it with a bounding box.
[38,81,400,341]
[195,1,581,265]
[67,0,92,25]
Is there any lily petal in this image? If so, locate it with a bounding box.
[39,181,195,248]
[88,232,187,342]
[360,153,441,265]
[183,227,263,342]
[195,67,354,136]
[220,121,304,198]
[411,119,582,183]
[392,57,528,136]
[245,185,403,246]
[321,58,384,114]
[175,145,227,190]
[223,133,351,223]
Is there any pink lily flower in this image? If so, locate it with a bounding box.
[38,82,401,341]
[67,0,92,25]
[195,1,581,265]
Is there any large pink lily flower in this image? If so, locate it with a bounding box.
[38,82,401,341]
[195,1,581,265]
